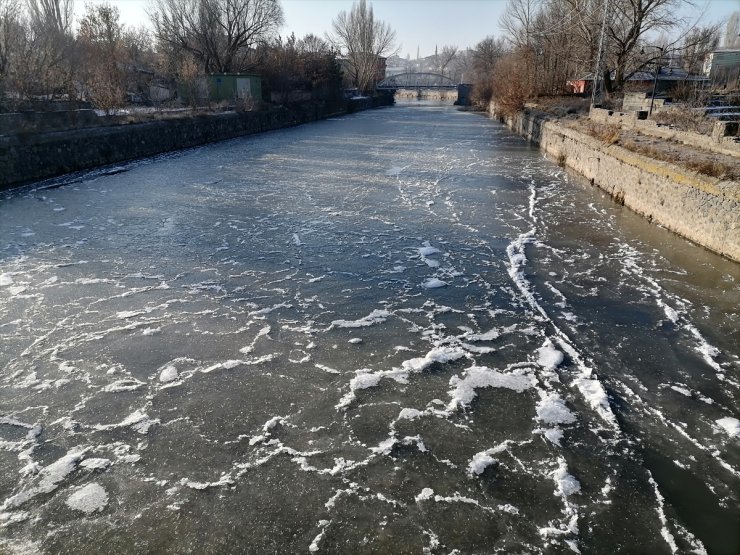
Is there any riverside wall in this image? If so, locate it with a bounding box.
[0,97,391,190]
[488,103,740,262]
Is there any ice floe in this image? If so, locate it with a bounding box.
[65,483,109,514]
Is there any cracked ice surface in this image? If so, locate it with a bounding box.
[0,101,738,554]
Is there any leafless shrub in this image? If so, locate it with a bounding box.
[491,48,535,116]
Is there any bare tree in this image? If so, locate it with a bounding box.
[438,44,458,77]
[0,0,22,101]
[297,33,331,55]
[679,24,720,74]
[604,0,693,92]
[78,2,125,112]
[724,11,739,48]
[328,0,396,93]
[469,36,507,105]
[500,0,541,48]
[3,0,75,100]
[150,0,284,73]
[26,0,72,34]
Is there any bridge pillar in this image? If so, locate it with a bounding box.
[455,84,473,106]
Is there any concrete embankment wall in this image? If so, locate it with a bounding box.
[0,97,389,190]
[489,104,740,262]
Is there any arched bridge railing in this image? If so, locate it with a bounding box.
[376,72,458,90]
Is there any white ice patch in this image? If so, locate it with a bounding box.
[544,428,565,446]
[1,447,89,510]
[448,365,534,410]
[350,370,382,391]
[422,278,447,289]
[80,458,111,471]
[0,274,14,286]
[552,459,580,497]
[468,452,498,477]
[309,519,331,553]
[201,360,245,373]
[464,328,500,342]
[670,385,691,397]
[65,483,108,514]
[537,341,564,370]
[159,366,178,383]
[180,475,234,490]
[397,408,423,421]
[330,309,391,328]
[648,472,678,554]
[415,488,435,502]
[348,338,363,344]
[102,378,145,393]
[335,369,382,409]
[536,394,576,425]
[715,417,740,439]
[418,243,441,257]
[401,346,466,373]
[93,409,159,435]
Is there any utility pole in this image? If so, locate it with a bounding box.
[591,0,610,108]
[648,46,665,116]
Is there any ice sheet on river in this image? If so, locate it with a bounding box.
[0,102,737,554]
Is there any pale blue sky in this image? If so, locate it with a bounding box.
[86,0,739,58]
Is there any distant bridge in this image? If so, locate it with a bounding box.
[376,72,458,90]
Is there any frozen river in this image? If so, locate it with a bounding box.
[0,102,738,554]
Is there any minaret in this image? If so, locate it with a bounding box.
[416,45,419,60]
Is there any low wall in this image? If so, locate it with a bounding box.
[589,107,739,158]
[489,104,739,262]
[0,96,392,190]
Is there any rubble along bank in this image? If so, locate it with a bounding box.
[0,96,391,190]
[488,103,740,263]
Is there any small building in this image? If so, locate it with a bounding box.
[703,49,740,90]
[567,68,708,95]
[207,74,262,102]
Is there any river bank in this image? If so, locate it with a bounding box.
[487,102,740,263]
[0,96,392,190]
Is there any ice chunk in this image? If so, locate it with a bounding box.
[716,417,740,438]
[397,408,423,421]
[1,447,88,510]
[422,278,447,289]
[0,274,14,286]
[401,346,466,373]
[448,366,534,409]
[415,488,435,502]
[65,483,108,514]
[468,452,497,476]
[418,244,441,257]
[93,409,159,434]
[102,379,145,392]
[80,458,112,471]
[553,459,580,497]
[536,395,576,425]
[331,309,390,328]
[159,365,178,383]
[537,341,564,369]
[350,370,382,391]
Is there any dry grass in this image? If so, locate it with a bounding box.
[652,108,714,136]
[620,138,739,180]
[585,122,621,144]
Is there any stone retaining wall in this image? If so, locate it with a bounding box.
[589,107,739,158]
[489,104,739,262]
[0,96,391,190]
